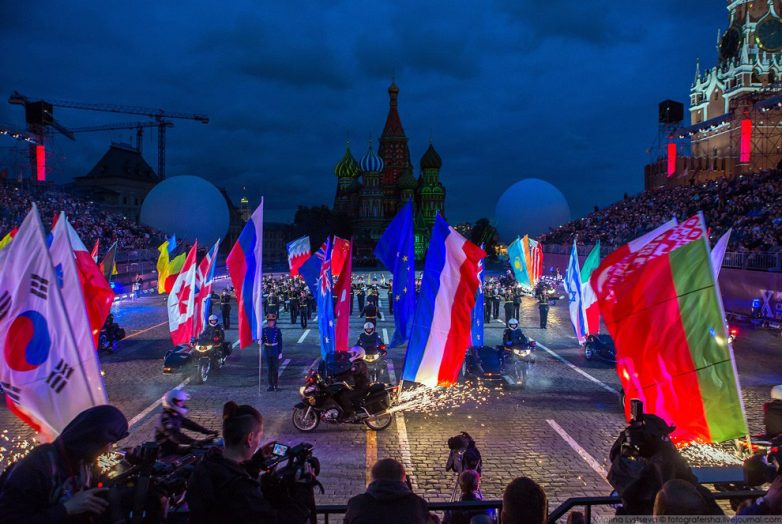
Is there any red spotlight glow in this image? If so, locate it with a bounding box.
[35,145,46,182]
[740,119,752,163]
[667,143,676,177]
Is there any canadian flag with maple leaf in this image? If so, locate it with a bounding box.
[167,241,198,345]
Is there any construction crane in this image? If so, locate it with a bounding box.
[69,121,173,155]
[9,91,208,179]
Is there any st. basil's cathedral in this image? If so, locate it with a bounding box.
[332,82,445,261]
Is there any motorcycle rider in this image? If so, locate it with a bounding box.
[764,385,782,440]
[202,314,230,357]
[502,318,529,349]
[154,388,217,456]
[357,322,382,356]
[335,347,371,420]
[262,313,284,392]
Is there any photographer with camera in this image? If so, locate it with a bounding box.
[0,405,129,523]
[187,401,315,523]
[607,400,722,516]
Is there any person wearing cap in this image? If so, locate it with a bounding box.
[0,405,129,522]
[362,297,379,329]
[764,385,782,440]
[356,285,366,316]
[299,291,310,329]
[261,313,284,391]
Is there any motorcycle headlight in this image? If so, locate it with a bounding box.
[513,349,530,358]
[365,354,379,362]
[299,386,306,396]
[195,344,211,353]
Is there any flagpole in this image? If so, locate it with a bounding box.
[258,342,263,395]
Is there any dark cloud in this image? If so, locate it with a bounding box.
[0,0,728,224]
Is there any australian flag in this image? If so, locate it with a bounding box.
[374,201,416,348]
[299,241,328,297]
[316,237,335,359]
[471,248,485,347]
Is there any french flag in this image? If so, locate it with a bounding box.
[227,199,264,349]
[402,215,485,387]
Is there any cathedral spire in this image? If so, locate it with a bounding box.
[694,57,700,84]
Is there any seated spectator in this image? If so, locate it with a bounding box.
[500,476,547,524]
[443,470,491,524]
[653,479,708,515]
[344,458,430,524]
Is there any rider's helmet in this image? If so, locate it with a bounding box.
[162,388,190,416]
[349,346,366,362]
[507,318,519,329]
[208,314,219,327]
[771,385,782,401]
[363,322,375,334]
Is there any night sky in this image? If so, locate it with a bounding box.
[1,1,725,224]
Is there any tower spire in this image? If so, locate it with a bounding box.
[694,57,700,84]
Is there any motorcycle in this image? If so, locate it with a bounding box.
[583,333,616,363]
[364,344,388,383]
[163,333,230,384]
[464,340,536,389]
[291,369,397,432]
[98,325,125,354]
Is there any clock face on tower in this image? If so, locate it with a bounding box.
[756,16,782,51]
[720,26,742,60]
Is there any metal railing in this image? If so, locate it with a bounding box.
[314,490,765,523]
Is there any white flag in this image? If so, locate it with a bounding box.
[50,213,108,399]
[710,229,731,279]
[0,206,105,439]
[564,240,587,344]
[167,242,199,345]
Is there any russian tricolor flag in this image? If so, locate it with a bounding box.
[227,198,264,349]
[402,215,485,387]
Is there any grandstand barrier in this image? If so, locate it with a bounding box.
[312,489,764,523]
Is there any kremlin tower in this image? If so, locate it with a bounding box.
[332,82,446,260]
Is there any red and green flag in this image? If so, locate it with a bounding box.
[595,214,747,444]
[580,241,601,334]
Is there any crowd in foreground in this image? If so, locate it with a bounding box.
[0,388,780,523]
[540,170,782,253]
[0,181,162,251]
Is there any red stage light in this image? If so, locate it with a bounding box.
[667,143,676,177]
[740,119,752,163]
[35,144,46,181]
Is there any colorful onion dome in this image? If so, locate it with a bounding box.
[420,142,442,170]
[360,142,384,173]
[335,141,360,178]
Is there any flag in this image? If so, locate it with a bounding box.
[299,241,328,296]
[316,237,336,359]
[164,252,187,293]
[99,241,118,282]
[374,201,416,348]
[598,231,747,443]
[529,238,544,287]
[1,227,18,250]
[564,240,587,344]
[157,238,171,294]
[0,206,106,439]
[167,242,198,345]
[333,237,352,352]
[710,229,731,279]
[227,200,264,349]
[508,237,531,287]
[193,239,220,336]
[471,248,485,347]
[64,219,115,348]
[332,235,350,279]
[580,242,601,335]
[591,218,677,304]
[50,213,107,390]
[522,235,533,285]
[90,239,99,262]
[287,236,311,277]
[402,215,485,387]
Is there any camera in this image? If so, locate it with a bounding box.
[619,400,676,459]
[95,441,201,524]
[259,442,322,514]
[743,446,781,486]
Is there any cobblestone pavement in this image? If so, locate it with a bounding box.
[1,277,780,519]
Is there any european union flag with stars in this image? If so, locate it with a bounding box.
[374,201,416,348]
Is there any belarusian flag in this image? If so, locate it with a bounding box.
[580,241,600,335]
[597,215,747,443]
